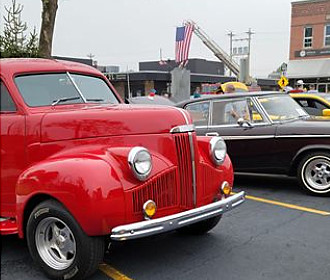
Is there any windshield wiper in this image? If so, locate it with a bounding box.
[52,97,81,106]
[86,98,104,102]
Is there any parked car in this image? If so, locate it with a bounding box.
[127,95,175,106]
[221,81,249,93]
[177,92,330,196]
[290,92,330,118]
[0,58,244,280]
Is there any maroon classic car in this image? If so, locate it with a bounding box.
[177,92,330,196]
[0,58,244,280]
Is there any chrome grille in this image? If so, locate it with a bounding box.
[174,134,194,208]
[132,168,177,213]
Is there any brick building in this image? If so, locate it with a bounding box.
[287,0,330,92]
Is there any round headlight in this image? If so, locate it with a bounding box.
[210,137,227,165]
[128,147,152,181]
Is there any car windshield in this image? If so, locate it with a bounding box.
[257,94,309,121]
[319,94,330,103]
[15,72,119,107]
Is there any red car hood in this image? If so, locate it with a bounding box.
[40,104,190,142]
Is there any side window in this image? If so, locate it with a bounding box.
[314,100,327,110]
[0,81,16,112]
[296,99,309,108]
[212,99,264,125]
[185,102,210,126]
[296,98,323,116]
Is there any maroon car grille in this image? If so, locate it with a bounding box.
[132,168,177,213]
[174,134,194,208]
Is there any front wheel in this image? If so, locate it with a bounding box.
[177,215,222,235]
[297,152,330,196]
[26,200,104,280]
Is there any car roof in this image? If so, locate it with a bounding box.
[0,58,102,77]
[176,91,282,107]
[290,92,329,98]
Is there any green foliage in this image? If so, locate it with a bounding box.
[0,0,39,58]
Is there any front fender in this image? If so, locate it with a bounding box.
[197,136,234,186]
[289,144,330,175]
[16,155,125,237]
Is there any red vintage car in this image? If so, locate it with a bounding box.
[0,58,245,280]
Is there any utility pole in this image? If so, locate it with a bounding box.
[245,28,254,80]
[126,66,132,100]
[227,31,235,76]
[87,53,95,67]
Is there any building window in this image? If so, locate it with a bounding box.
[325,25,330,46]
[304,26,313,48]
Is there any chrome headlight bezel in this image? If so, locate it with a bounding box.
[210,137,227,165]
[128,147,152,181]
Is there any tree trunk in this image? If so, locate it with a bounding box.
[39,0,58,58]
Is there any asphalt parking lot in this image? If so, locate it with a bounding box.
[1,174,330,280]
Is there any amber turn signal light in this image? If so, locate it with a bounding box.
[143,200,157,219]
[221,181,232,196]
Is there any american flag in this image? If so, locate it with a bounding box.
[175,23,194,66]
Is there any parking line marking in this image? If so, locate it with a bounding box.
[99,263,133,280]
[233,192,330,216]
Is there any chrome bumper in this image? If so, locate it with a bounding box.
[110,191,245,241]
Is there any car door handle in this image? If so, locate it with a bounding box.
[205,132,219,137]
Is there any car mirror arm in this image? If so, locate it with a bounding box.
[237,118,253,128]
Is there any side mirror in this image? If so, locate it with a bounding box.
[237,117,253,128]
[322,109,330,117]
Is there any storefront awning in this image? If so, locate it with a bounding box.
[287,58,330,78]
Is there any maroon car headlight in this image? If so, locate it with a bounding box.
[210,137,227,165]
[128,147,152,181]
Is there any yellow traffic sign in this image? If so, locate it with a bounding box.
[278,75,289,89]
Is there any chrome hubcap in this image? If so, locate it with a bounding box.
[304,157,330,192]
[35,217,76,270]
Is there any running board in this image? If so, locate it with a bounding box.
[0,217,18,235]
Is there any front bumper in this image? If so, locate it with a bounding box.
[110,191,245,241]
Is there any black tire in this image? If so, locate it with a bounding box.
[26,200,105,280]
[297,152,330,196]
[177,215,222,235]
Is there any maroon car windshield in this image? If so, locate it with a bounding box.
[257,94,309,121]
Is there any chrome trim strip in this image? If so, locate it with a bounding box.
[275,135,330,139]
[188,131,197,206]
[222,135,275,140]
[170,124,195,133]
[196,122,270,129]
[110,191,245,241]
[67,72,87,103]
[195,125,209,129]
[172,107,190,125]
[251,96,274,124]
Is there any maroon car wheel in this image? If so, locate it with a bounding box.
[298,152,330,196]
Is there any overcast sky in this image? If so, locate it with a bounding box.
[0,0,297,77]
